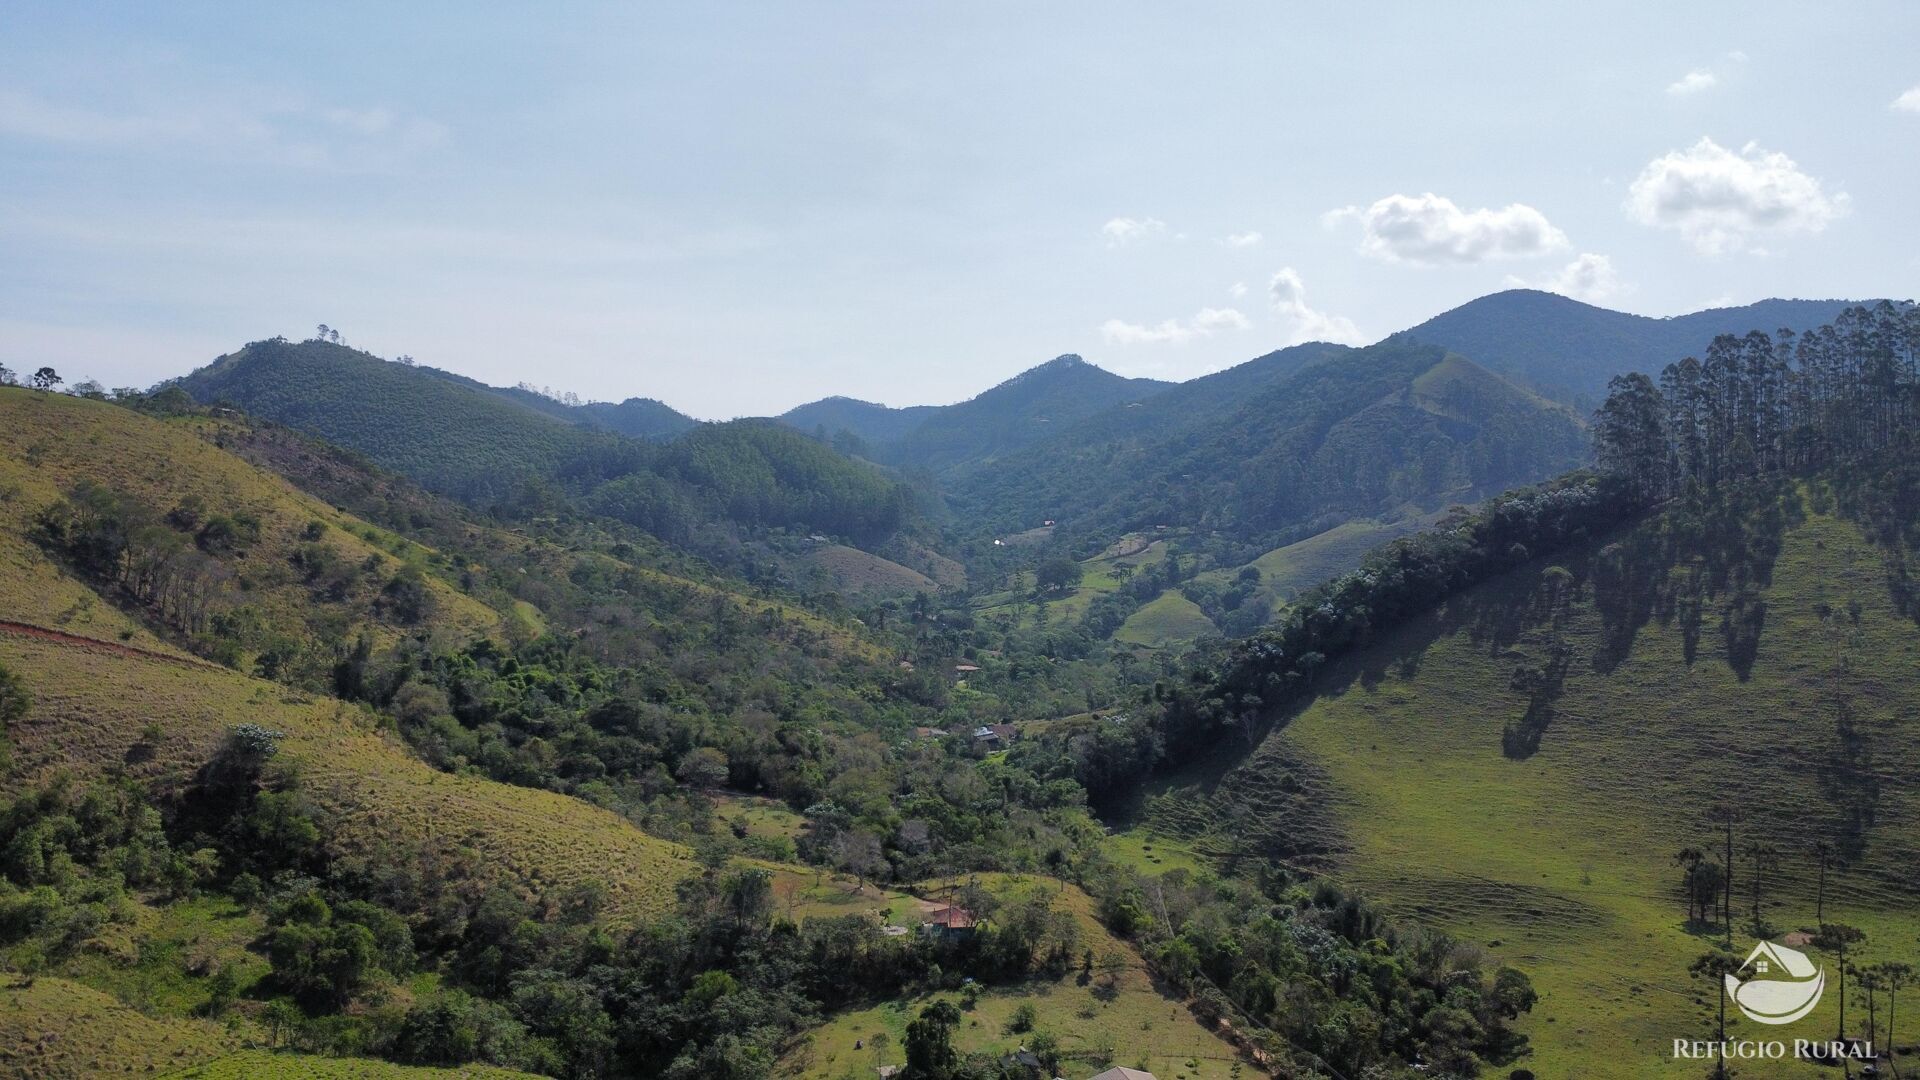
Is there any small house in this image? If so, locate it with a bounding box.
[922,904,977,939]
[1088,1068,1158,1080]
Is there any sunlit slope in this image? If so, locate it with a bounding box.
[1153,492,1920,1076]
[0,630,690,923]
[0,976,539,1079]
[0,388,504,651]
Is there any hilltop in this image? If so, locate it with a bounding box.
[1404,289,1868,404]
[782,354,1171,472]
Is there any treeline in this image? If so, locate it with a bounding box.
[1146,476,1626,784]
[1594,302,1920,501]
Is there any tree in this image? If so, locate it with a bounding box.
[1034,555,1081,595]
[30,367,61,393]
[1811,840,1846,924]
[0,363,14,386]
[1673,847,1705,923]
[1880,961,1911,1076]
[674,746,730,790]
[1814,923,1867,1041]
[831,830,886,891]
[1706,802,1741,943]
[903,1000,961,1080]
[1688,949,1742,1080]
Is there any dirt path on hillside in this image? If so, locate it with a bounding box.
[0,619,220,670]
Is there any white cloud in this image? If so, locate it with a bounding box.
[1100,216,1167,246]
[1269,268,1365,345]
[1228,281,1248,299]
[1503,253,1628,304]
[1324,193,1568,265]
[1101,305,1250,346]
[1667,71,1718,95]
[1220,230,1263,248]
[1626,137,1847,255]
[1193,307,1251,332]
[1893,86,1920,113]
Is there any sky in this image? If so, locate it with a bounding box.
[2,3,1916,419]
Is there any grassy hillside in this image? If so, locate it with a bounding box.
[0,975,538,1078]
[0,388,503,679]
[1148,487,1920,1076]
[0,632,691,923]
[1195,516,1441,615]
[1113,591,1216,650]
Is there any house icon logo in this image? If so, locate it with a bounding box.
[1727,940,1825,1025]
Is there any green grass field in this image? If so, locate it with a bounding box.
[1114,591,1216,649]
[1151,494,1920,1076]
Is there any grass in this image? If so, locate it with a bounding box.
[974,536,1171,632]
[0,634,692,925]
[0,389,506,662]
[781,875,1247,1080]
[0,975,238,1077]
[1100,830,1209,877]
[57,896,270,1019]
[1197,515,1442,615]
[798,544,936,596]
[161,1051,540,1078]
[1113,591,1216,649]
[1153,496,1920,1077]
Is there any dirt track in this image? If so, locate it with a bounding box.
[0,619,219,670]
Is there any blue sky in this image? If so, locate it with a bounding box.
[2,2,1915,418]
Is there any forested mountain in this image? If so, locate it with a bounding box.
[494,383,700,440]
[948,340,1588,550]
[781,354,1171,471]
[174,338,917,552]
[1405,288,1868,404]
[777,395,938,448]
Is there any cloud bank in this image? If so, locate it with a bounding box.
[1626,137,1846,254]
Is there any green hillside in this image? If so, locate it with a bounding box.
[175,339,918,549]
[1147,485,1920,1076]
[948,340,1588,550]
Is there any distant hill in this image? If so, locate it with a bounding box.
[177,339,612,499]
[780,354,1170,472]
[493,383,700,440]
[174,338,917,548]
[778,396,938,448]
[1403,289,1867,404]
[948,339,1588,549]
